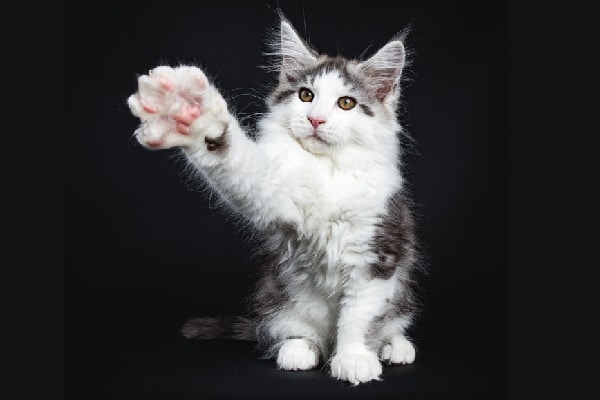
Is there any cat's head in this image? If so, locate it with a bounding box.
[265,15,408,157]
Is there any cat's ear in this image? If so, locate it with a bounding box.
[278,16,317,81]
[358,36,406,102]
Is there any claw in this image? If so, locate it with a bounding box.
[176,122,190,135]
[159,77,174,91]
[146,138,163,147]
[141,101,158,113]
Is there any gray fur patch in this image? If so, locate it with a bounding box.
[248,229,294,357]
[205,123,230,153]
[364,192,423,351]
[359,104,374,116]
[369,192,417,280]
[272,89,296,105]
[299,57,359,90]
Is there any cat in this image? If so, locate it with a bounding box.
[126,14,423,385]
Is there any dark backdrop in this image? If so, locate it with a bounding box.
[66,1,508,399]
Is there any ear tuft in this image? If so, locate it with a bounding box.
[273,15,317,81]
[358,38,406,102]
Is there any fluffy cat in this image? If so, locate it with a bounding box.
[127,14,423,385]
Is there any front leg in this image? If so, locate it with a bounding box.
[127,65,299,228]
[330,277,394,385]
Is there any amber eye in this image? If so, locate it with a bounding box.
[299,88,314,102]
[338,96,357,110]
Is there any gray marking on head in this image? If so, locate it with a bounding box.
[272,89,296,105]
[297,56,359,89]
[359,104,374,117]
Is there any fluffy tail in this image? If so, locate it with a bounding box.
[181,316,256,341]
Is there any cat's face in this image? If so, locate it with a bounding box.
[273,64,379,155]
[267,18,407,157]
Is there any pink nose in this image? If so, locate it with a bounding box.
[308,116,326,129]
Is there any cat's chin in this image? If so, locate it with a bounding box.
[308,132,328,144]
[300,140,330,155]
[295,134,333,155]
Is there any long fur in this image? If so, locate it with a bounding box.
[127,14,424,385]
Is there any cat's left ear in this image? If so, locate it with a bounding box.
[358,36,406,103]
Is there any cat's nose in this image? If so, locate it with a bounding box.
[308,116,326,129]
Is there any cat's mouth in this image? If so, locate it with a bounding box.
[308,133,328,144]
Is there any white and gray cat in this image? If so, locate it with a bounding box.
[127,14,423,385]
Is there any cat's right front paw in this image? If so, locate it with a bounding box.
[127,66,227,151]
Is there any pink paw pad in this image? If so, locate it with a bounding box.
[174,104,201,124]
[173,105,201,135]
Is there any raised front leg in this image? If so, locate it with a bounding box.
[127,65,300,228]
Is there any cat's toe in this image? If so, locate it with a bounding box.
[380,337,416,365]
[134,118,171,148]
[276,338,319,371]
[149,66,177,90]
[174,66,208,97]
[137,75,169,112]
[380,344,392,361]
[127,93,146,118]
[330,350,382,385]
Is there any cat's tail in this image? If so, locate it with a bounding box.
[181,316,257,341]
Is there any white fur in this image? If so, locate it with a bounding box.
[128,26,413,384]
[380,335,416,365]
[330,348,383,385]
[276,338,320,371]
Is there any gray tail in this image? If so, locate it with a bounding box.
[181,316,256,341]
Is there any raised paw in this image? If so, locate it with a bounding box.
[380,336,416,365]
[127,65,221,150]
[276,338,320,371]
[330,349,383,385]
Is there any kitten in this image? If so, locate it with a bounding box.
[127,14,423,385]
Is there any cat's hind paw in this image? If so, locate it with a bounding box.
[380,336,416,365]
[276,338,320,371]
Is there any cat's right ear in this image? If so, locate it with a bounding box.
[277,16,317,82]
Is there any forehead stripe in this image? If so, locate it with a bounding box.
[359,104,374,117]
[272,89,296,105]
[301,57,357,87]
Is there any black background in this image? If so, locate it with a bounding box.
[66,0,508,398]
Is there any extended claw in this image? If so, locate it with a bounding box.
[176,122,190,135]
[159,77,174,91]
[140,101,158,113]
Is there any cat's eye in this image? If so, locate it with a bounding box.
[299,88,314,102]
[338,96,356,110]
